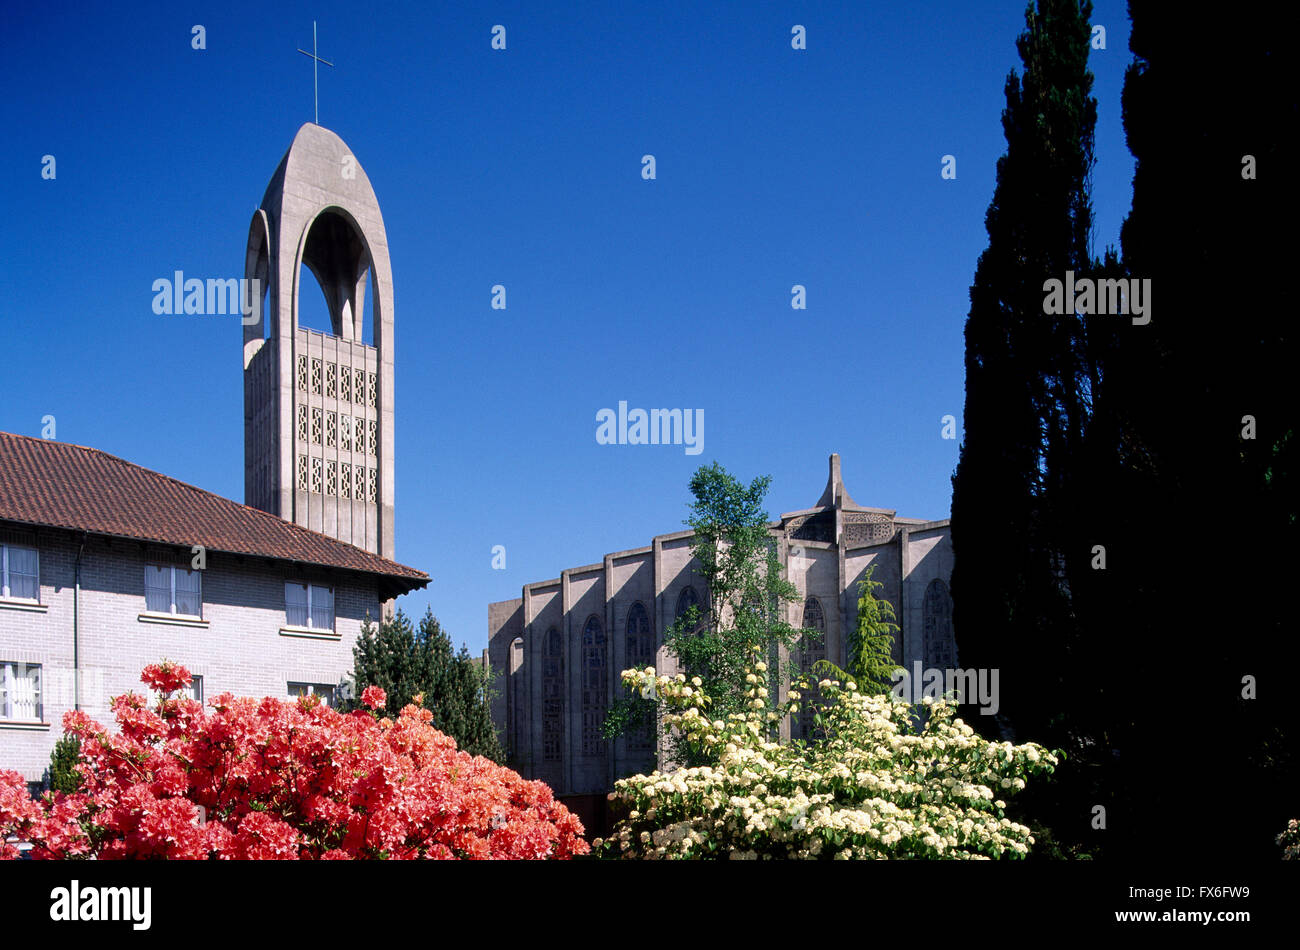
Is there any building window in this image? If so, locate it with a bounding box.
[145,565,202,617]
[340,463,352,499]
[310,358,322,395]
[311,457,322,494]
[326,460,337,496]
[0,544,39,601]
[326,411,337,448]
[325,362,336,399]
[368,467,378,503]
[543,627,564,762]
[0,662,41,721]
[581,615,607,756]
[185,675,203,705]
[675,586,702,632]
[285,582,334,631]
[288,682,335,707]
[625,602,654,752]
[297,404,308,442]
[367,419,378,456]
[297,454,309,491]
[354,464,366,500]
[339,415,352,452]
[340,365,352,402]
[923,579,956,671]
[353,368,365,405]
[311,408,322,445]
[367,372,377,408]
[297,355,309,392]
[796,596,827,742]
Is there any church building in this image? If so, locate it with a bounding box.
[487,454,955,803]
[0,124,425,789]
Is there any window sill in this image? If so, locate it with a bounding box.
[138,611,209,629]
[279,625,340,641]
[0,599,47,613]
[0,721,50,731]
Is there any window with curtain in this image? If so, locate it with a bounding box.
[1,662,42,721]
[145,565,202,617]
[285,582,334,630]
[1,544,39,601]
[288,682,335,707]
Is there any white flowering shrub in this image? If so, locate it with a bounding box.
[595,654,1059,860]
[1277,819,1299,859]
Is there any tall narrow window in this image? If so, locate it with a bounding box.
[625,602,654,752]
[581,615,607,755]
[145,565,202,617]
[923,579,955,671]
[796,596,826,742]
[0,544,39,601]
[542,627,564,762]
[0,662,41,721]
[674,586,701,630]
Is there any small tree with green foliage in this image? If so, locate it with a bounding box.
[349,607,504,762]
[45,734,82,795]
[825,563,901,696]
[607,462,808,766]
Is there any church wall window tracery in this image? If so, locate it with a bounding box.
[339,416,351,452]
[297,455,308,491]
[625,602,654,752]
[367,372,377,408]
[796,596,827,742]
[297,355,308,393]
[353,369,365,405]
[340,366,352,402]
[543,626,564,762]
[310,359,322,395]
[340,463,351,499]
[325,362,336,399]
[310,409,322,445]
[310,458,322,494]
[326,461,336,496]
[581,614,607,756]
[297,405,308,442]
[325,412,336,448]
[923,579,955,671]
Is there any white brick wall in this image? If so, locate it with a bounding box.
[0,532,386,782]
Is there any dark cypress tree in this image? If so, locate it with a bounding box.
[950,0,1097,759]
[350,608,505,763]
[1075,0,1300,860]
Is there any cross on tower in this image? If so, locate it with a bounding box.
[297,21,334,125]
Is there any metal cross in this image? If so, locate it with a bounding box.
[297,21,334,125]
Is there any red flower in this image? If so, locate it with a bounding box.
[0,662,588,861]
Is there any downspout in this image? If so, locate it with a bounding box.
[73,533,86,711]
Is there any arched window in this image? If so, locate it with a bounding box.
[542,627,564,763]
[796,596,827,741]
[581,615,607,756]
[675,586,702,632]
[625,602,654,753]
[923,579,955,671]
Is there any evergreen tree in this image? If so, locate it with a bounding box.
[349,608,504,762]
[45,735,82,795]
[950,0,1098,754]
[813,563,900,697]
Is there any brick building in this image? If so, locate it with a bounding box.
[0,432,427,787]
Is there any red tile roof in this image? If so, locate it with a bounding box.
[0,431,428,590]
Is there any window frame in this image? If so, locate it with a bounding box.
[0,543,40,603]
[144,564,203,618]
[287,681,335,707]
[0,661,43,723]
[284,581,335,631]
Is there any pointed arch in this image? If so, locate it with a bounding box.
[923,579,955,670]
[542,626,564,763]
[625,601,654,753]
[796,596,827,742]
[581,615,607,756]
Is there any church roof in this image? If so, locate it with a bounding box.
[0,432,428,590]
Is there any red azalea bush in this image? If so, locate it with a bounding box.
[0,661,587,860]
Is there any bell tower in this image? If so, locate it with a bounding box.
[242,123,395,560]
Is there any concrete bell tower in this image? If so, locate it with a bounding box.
[242,123,395,560]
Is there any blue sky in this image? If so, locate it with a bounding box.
[0,1,1134,656]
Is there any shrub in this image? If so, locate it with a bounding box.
[596,653,1058,859]
[0,661,587,860]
